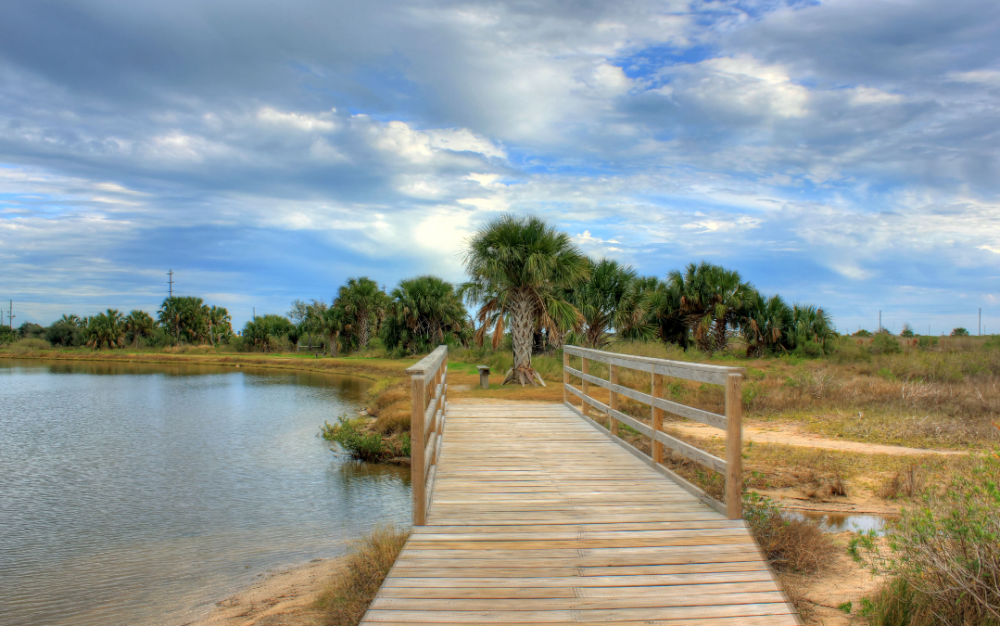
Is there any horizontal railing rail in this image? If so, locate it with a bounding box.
[406,345,448,526]
[563,345,745,519]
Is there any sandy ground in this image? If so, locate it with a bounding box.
[667,420,966,456]
[189,558,343,626]
[782,539,881,626]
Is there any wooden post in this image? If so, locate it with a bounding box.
[411,372,427,526]
[652,372,664,464]
[581,357,590,417]
[725,373,743,520]
[562,352,569,403]
[609,364,620,436]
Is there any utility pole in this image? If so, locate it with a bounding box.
[878,311,881,333]
[8,300,14,330]
[979,308,982,336]
[167,270,174,298]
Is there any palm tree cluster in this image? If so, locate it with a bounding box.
[289,276,471,357]
[460,215,835,385]
[157,296,232,345]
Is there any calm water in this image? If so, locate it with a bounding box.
[0,359,411,626]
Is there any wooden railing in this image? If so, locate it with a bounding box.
[406,345,448,526]
[563,345,745,519]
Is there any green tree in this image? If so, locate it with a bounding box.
[44,321,83,347]
[335,278,389,350]
[900,323,914,338]
[572,258,639,348]
[18,322,45,339]
[666,262,755,354]
[206,306,232,346]
[461,214,589,385]
[157,296,208,343]
[742,293,794,357]
[314,306,345,356]
[123,310,156,348]
[791,304,835,355]
[85,309,126,350]
[382,275,470,355]
[951,327,970,337]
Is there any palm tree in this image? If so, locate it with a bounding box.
[123,310,156,348]
[615,276,659,342]
[666,262,754,354]
[382,275,470,355]
[85,309,126,350]
[573,258,639,348]
[791,304,834,353]
[206,306,232,346]
[335,278,389,349]
[316,306,345,356]
[461,214,589,385]
[742,293,794,357]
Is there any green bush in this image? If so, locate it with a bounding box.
[871,333,902,355]
[849,451,1000,626]
[0,326,16,345]
[951,327,970,337]
[917,336,939,349]
[322,415,391,463]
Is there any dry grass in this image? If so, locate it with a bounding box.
[876,464,926,499]
[744,492,836,573]
[314,525,409,626]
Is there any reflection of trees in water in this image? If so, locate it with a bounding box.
[336,460,411,489]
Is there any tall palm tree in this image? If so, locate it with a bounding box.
[382,275,469,355]
[666,262,754,354]
[461,214,589,386]
[615,276,659,342]
[335,278,388,349]
[123,310,156,349]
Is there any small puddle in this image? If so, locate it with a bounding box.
[784,510,895,535]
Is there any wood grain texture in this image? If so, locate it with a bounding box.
[360,401,798,626]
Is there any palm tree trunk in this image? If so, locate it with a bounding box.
[359,314,370,348]
[506,293,537,385]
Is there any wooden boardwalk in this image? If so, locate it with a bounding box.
[360,401,799,626]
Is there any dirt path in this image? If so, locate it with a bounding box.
[190,558,342,626]
[667,421,967,456]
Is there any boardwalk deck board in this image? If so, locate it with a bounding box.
[359,401,799,626]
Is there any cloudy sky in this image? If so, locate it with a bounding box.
[1,0,998,333]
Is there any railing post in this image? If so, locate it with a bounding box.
[411,371,427,526]
[725,373,743,520]
[652,372,664,464]
[562,351,569,404]
[581,357,590,418]
[609,364,619,436]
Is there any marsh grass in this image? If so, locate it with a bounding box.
[315,525,409,626]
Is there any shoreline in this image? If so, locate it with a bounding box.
[189,557,345,626]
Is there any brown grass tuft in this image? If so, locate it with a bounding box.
[744,492,836,573]
[876,464,925,499]
[315,525,409,626]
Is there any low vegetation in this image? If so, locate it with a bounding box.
[849,451,1000,626]
[315,525,409,626]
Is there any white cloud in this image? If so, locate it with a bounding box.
[848,86,904,105]
[680,55,809,119]
[256,107,337,132]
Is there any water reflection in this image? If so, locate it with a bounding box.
[785,510,894,534]
[0,359,411,626]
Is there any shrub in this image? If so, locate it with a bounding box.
[315,525,409,626]
[951,327,970,337]
[44,321,83,347]
[900,324,915,338]
[743,491,834,572]
[0,326,16,345]
[917,336,939,349]
[849,451,1000,626]
[322,415,391,462]
[871,333,902,355]
[8,338,51,353]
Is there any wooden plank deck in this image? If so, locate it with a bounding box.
[360,401,800,626]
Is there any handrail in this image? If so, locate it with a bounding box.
[406,345,448,525]
[563,345,745,519]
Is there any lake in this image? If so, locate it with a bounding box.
[0,359,412,626]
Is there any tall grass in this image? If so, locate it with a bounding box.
[315,525,409,626]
